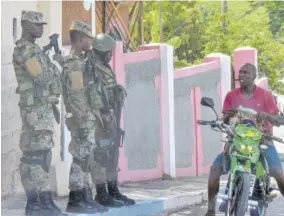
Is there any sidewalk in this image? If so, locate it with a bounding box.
[1,177,211,216]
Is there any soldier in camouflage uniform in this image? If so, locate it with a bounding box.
[61,21,108,214]
[87,34,135,207]
[12,11,67,216]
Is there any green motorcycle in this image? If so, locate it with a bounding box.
[197,97,284,216]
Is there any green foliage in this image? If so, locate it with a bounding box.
[273,81,284,95]
[264,1,284,39]
[131,1,284,94]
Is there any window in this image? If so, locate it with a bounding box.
[13,18,17,42]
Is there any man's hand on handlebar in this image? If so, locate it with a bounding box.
[256,111,269,123]
[222,109,237,124]
[257,111,284,127]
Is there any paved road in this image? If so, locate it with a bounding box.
[168,196,284,216]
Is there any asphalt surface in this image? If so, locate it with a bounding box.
[168,196,284,216]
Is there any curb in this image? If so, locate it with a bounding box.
[68,190,207,216]
[279,154,284,162]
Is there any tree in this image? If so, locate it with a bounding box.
[131,1,284,94]
[201,1,284,94]
[264,1,284,40]
[132,1,205,67]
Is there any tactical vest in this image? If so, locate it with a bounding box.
[13,39,61,107]
[95,61,117,105]
[85,52,105,111]
[62,54,97,131]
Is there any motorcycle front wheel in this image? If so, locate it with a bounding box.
[228,172,250,216]
[250,206,267,216]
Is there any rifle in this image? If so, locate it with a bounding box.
[43,33,61,124]
[43,33,61,55]
[107,99,124,180]
[113,100,125,147]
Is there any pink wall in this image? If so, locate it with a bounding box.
[110,42,265,181]
[174,60,221,177]
[112,42,164,182]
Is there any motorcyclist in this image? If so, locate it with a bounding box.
[205,63,284,216]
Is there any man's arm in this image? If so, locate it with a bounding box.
[13,44,42,79]
[267,114,284,126]
[61,62,87,121]
[222,92,237,123]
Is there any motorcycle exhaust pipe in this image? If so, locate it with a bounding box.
[217,193,259,207]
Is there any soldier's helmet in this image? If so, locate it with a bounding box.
[92,33,116,52]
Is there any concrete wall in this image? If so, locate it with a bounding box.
[174,62,222,177]
[112,43,175,181]
[1,0,38,198]
[1,0,65,197]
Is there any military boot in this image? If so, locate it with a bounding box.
[95,183,124,208]
[107,181,135,206]
[24,190,41,216]
[204,210,215,216]
[39,191,67,216]
[66,190,98,214]
[82,187,108,212]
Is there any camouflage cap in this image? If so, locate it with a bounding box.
[21,10,47,25]
[69,20,93,38]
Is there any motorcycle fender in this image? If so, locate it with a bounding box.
[236,164,247,172]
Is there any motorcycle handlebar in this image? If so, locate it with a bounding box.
[198,120,284,143]
[197,120,234,135]
[265,134,284,144]
[197,120,216,126]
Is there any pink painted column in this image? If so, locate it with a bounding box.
[136,44,160,51]
[256,77,269,90]
[204,54,232,158]
[204,53,231,105]
[233,47,258,89]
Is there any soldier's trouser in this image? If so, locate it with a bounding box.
[69,162,92,191]
[91,116,114,185]
[19,130,54,192]
[68,137,96,191]
[92,116,122,183]
[106,144,119,182]
[90,146,109,185]
[20,162,51,192]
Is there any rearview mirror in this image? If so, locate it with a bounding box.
[201,97,215,108]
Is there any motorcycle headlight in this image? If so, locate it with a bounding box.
[247,146,255,153]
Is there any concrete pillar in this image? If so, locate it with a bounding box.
[159,44,176,179]
[233,47,258,89]
[91,1,96,36]
[204,53,231,105]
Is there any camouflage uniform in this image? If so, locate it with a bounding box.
[61,21,107,214]
[89,34,135,207]
[13,10,66,216]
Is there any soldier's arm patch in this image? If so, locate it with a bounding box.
[71,71,83,89]
[24,57,41,77]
